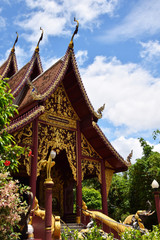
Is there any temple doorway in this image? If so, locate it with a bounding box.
[37,149,76,221]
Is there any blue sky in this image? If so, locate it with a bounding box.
[1,0,160,163]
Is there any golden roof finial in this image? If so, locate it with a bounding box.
[69,17,79,49]
[35,27,44,52]
[11,32,18,53]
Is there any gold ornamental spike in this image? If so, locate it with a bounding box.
[11,32,18,52]
[35,27,44,52]
[69,17,79,49]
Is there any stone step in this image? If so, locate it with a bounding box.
[63,214,76,223]
[61,223,85,233]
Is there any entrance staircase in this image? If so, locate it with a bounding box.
[61,223,85,233]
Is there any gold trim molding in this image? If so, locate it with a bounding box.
[105,160,114,196]
[81,133,101,159]
[81,158,101,183]
[39,84,78,129]
[12,123,33,175]
[37,122,77,180]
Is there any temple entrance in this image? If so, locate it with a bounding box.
[37,149,75,221]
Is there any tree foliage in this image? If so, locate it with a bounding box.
[121,226,160,240]
[108,137,160,227]
[0,78,24,172]
[82,178,102,209]
[129,138,160,213]
[82,187,102,210]
[108,173,130,221]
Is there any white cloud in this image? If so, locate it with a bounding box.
[15,46,28,69]
[80,55,160,136]
[17,12,69,44]
[15,0,119,43]
[0,10,6,29]
[111,136,143,164]
[154,143,160,153]
[111,136,160,164]
[100,0,160,42]
[42,56,60,71]
[76,50,88,66]
[140,40,160,60]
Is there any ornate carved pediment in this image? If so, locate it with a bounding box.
[12,123,33,175]
[81,158,101,183]
[13,122,33,145]
[81,133,101,159]
[39,84,79,129]
[37,122,77,180]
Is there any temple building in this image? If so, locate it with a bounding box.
[0,24,129,238]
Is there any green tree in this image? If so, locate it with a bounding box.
[108,173,130,221]
[82,178,101,191]
[0,78,24,172]
[82,178,102,209]
[108,137,160,227]
[129,138,160,213]
[82,187,102,209]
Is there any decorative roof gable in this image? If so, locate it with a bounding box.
[0,33,18,80]
[8,50,43,99]
[7,23,129,173]
[7,29,44,106]
[0,51,18,80]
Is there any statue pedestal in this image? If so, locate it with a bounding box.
[44,180,54,240]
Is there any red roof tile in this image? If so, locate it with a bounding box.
[7,51,43,100]
[19,59,63,109]
[8,62,30,91]
[0,61,7,76]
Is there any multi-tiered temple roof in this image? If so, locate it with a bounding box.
[0,27,129,174]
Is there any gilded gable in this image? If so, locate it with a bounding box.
[81,133,102,159]
[39,84,79,129]
[12,122,33,146]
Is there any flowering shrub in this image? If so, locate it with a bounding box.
[0,77,31,239]
[0,170,30,240]
[120,225,160,240]
[61,224,160,239]
[61,221,114,240]
[4,160,11,166]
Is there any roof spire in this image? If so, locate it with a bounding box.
[35,27,44,52]
[11,32,18,53]
[69,18,79,49]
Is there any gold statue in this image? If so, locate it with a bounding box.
[38,149,56,182]
[81,201,154,235]
[81,200,129,234]
[96,103,105,119]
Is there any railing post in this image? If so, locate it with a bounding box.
[76,121,82,224]
[44,180,54,240]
